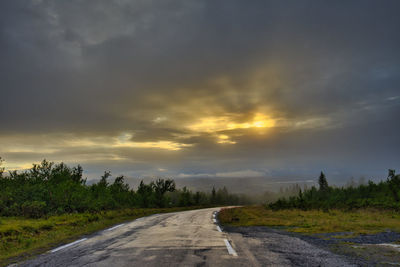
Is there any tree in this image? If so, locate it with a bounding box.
[111,176,130,193]
[0,157,4,178]
[318,171,329,192]
[178,187,193,206]
[90,171,114,210]
[387,169,400,202]
[30,159,53,182]
[99,171,111,187]
[153,179,175,207]
[211,186,216,204]
[72,165,84,184]
[194,191,201,205]
[137,180,155,208]
[110,175,132,207]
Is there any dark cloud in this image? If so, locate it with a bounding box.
[0,0,399,182]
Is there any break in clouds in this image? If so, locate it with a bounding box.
[0,0,399,183]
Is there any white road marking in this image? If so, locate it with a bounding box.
[105,223,125,231]
[224,239,238,256]
[216,225,222,232]
[213,218,217,223]
[51,238,88,253]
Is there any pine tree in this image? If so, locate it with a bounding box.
[211,186,216,204]
[318,171,329,191]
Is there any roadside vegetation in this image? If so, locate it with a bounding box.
[218,206,400,234]
[219,170,400,234]
[0,157,248,218]
[269,170,400,210]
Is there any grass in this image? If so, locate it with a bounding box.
[218,206,400,235]
[0,206,202,266]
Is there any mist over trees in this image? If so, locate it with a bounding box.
[0,159,249,218]
[269,170,400,210]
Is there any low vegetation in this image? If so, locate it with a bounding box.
[218,206,400,234]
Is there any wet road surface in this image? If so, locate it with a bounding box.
[17,208,354,266]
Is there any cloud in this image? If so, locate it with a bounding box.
[0,0,399,181]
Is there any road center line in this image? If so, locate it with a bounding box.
[105,223,125,231]
[51,238,88,253]
[224,239,238,256]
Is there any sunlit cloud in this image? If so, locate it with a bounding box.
[153,116,167,124]
[188,113,275,133]
[217,134,236,144]
[63,135,191,151]
[114,141,191,151]
[3,162,39,172]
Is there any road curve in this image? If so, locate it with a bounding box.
[17,208,353,266]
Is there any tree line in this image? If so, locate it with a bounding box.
[269,170,400,210]
[0,158,248,218]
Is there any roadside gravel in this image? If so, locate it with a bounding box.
[224,226,400,266]
[224,226,357,266]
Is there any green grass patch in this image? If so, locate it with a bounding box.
[218,206,400,235]
[0,207,202,266]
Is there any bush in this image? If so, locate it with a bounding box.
[21,201,46,218]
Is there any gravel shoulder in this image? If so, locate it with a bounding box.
[223,225,400,266]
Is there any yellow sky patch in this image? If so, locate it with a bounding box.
[217,134,236,144]
[113,141,191,151]
[188,113,275,133]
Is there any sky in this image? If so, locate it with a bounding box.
[1,0,399,184]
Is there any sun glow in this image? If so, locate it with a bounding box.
[187,113,275,145]
[217,134,236,144]
[188,113,275,133]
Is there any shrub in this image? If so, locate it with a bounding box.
[21,201,46,218]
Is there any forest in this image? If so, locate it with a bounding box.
[0,158,248,218]
[269,170,400,210]
[2,157,399,218]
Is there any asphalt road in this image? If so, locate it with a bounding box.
[17,208,354,266]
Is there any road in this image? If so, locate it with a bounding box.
[17,208,354,266]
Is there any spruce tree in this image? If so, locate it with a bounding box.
[0,157,4,178]
[318,171,329,191]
